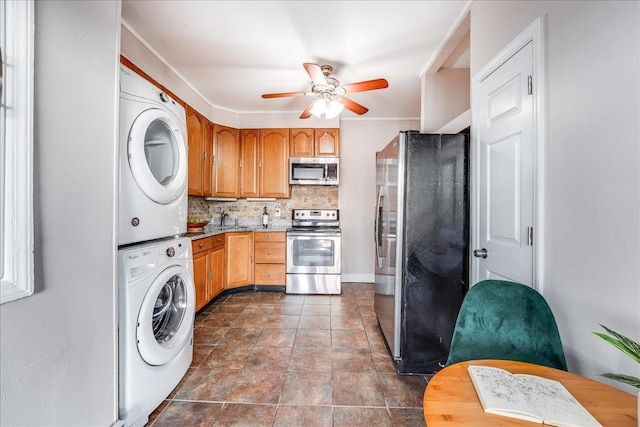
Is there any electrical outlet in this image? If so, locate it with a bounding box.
[274,208,281,217]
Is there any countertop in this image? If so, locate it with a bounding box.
[184,223,290,241]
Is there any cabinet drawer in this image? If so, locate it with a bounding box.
[254,231,286,243]
[254,242,285,263]
[210,234,225,249]
[192,237,212,254]
[254,264,286,285]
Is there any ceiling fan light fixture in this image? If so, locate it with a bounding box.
[262,63,388,119]
[310,99,327,118]
[325,99,344,119]
[310,98,344,119]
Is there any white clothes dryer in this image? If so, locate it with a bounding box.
[118,65,188,246]
[118,237,195,427]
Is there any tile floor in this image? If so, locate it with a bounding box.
[146,283,429,426]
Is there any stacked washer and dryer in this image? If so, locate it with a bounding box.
[117,65,195,427]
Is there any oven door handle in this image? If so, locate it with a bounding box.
[286,232,341,238]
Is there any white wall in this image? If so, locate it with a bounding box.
[421,68,470,132]
[339,119,420,282]
[471,1,640,392]
[121,24,240,128]
[0,1,120,425]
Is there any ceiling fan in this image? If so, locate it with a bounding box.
[261,63,389,119]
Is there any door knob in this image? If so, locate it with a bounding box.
[473,248,488,258]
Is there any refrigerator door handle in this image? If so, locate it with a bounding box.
[375,186,386,268]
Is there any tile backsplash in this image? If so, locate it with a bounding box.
[188,186,339,222]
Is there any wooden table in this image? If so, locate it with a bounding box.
[423,359,638,426]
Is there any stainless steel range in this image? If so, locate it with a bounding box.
[286,209,341,294]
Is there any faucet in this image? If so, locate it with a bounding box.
[220,211,229,227]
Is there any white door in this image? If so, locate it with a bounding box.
[473,41,535,286]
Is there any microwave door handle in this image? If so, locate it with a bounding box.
[324,163,328,181]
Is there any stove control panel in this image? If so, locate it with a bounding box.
[292,209,339,220]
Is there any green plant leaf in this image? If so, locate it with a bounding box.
[593,325,640,364]
[602,373,640,389]
[601,325,640,361]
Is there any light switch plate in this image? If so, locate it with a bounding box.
[274,208,281,217]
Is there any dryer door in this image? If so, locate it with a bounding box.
[128,108,187,204]
[137,265,195,366]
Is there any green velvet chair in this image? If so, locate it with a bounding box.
[445,279,568,371]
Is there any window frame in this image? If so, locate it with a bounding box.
[1,0,35,304]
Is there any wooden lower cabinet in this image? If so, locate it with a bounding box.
[192,231,286,304]
[209,238,225,297]
[253,231,286,286]
[225,231,253,289]
[192,235,225,311]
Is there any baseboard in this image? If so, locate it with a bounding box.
[341,274,375,283]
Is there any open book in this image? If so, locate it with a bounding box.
[468,365,602,427]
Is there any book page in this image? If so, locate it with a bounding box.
[515,375,602,427]
[468,366,542,423]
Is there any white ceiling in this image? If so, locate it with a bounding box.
[121,1,470,120]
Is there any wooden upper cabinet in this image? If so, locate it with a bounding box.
[187,107,215,196]
[260,129,290,198]
[186,107,204,196]
[289,128,315,157]
[290,128,340,157]
[212,124,240,198]
[240,129,260,198]
[202,120,214,196]
[314,128,340,157]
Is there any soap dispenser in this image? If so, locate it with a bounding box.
[262,206,269,228]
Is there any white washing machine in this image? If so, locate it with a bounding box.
[118,64,188,246]
[118,237,195,427]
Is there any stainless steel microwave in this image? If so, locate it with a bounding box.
[289,157,339,186]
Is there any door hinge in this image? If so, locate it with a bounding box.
[527,226,534,246]
[527,75,533,95]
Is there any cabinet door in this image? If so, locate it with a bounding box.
[289,128,314,157]
[225,232,253,289]
[186,107,204,196]
[212,124,240,197]
[209,244,225,298]
[260,129,290,198]
[203,119,214,196]
[315,128,340,157]
[192,249,209,311]
[240,129,260,198]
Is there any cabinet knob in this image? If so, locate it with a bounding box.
[267,273,272,277]
[217,238,222,243]
[267,235,271,239]
[267,251,272,255]
[199,243,204,248]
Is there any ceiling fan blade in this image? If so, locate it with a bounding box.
[262,91,306,99]
[303,63,328,86]
[342,78,389,93]
[340,97,369,115]
[300,101,314,119]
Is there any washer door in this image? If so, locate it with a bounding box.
[128,108,187,204]
[137,265,195,366]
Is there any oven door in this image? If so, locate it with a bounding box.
[286,232,341,274]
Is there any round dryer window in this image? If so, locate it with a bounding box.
[128,108,187,204]
[137,265,195,366]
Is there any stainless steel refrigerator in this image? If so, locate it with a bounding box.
[374,130,469,374]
